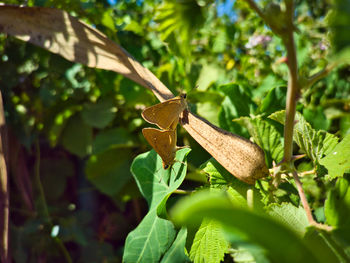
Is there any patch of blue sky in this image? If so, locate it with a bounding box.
[216,0,237,22]
[107,0,117,6]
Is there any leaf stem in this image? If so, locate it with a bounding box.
[173,189,193,195]
[305,63,337,89]
[246,188,253,209]
[292,170,332,231]
[282,4,299,163]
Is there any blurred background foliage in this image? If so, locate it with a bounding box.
[1,0,349,262]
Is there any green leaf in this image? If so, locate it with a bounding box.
[252,75,286,100]
[327,0,350,54]
[92,127,135,155]
[235,116,284,166]
[155,0,206,56]
[171,190,329,263]
[218,84,257,137]
[161,227,190,263]
[325,176,350,227]
[319,134,350,179]
[61,114,92,157]
[303,106,331,131]
[258,86,287,116]
[123,149,190,263]
[189,218,229,263]
[85,148,132,196]
[40,158,74,201]
[202,158,248,188]
[269,110,339,164]
[229,245,269,263]
[201,159,259,209]
[340,114,350,138]
[81,97,116,129]
[267,203,309,237]
[196,63,226,90]
[101,9,116,31]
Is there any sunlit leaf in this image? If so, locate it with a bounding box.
[123,149,190,263]
[61,114,92,157]
[267,203,309,237]
[319,133,350,179]
[269,110,338,164]
[171,191,331,263]
[161,227,190,263]
[235,116,284,166]
[189,218,229,263]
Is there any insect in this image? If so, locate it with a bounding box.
[142,127,179,169]
[141,93,188,130]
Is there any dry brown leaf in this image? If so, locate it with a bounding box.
[0,5,268,184]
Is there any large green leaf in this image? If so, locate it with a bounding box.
[85,148,132,196]
[155,0,208,56]
[267,203,309,237]
[324,176,350,261]
[269,110,338,164]
[319,133,350,180]
[218,84,257,137]
[327,0,350,54]
[189,218,229,263]
[81,97,116,129]
[235,116,284,166]
[123,149,190,263]
[257,86,287,116]
[201,159,250,208]
[325,176,350,227]
[161,227,190,263]
[91,127,135,155]
[61,114,92,157]
[171,191,330,263]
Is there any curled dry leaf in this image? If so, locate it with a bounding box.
[0,5,268,184]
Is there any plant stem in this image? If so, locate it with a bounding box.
[244,0,334,230]
[292,170,313,222]
[246,188,253,209]
[34,142,73,263]
[292,170,332,231]
[173,189,193,195]
[282,2,299,164]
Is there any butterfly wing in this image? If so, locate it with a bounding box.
[142,128,177,168]
[142,96,187,130]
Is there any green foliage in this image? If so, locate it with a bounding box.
[123,149,190,262]
[269,110,339,164]
[267,203,309,237]
[328,0,350,54]
[189,218,228,263]
[170,191,329,263]
[218,84,257,137]
[235,116,284,166]
[2,0,350,262]
[81,97,116,129]
[161,227,190,263]
[325,176,350,228]
[319,134,350,180]
[61,114,93,157]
